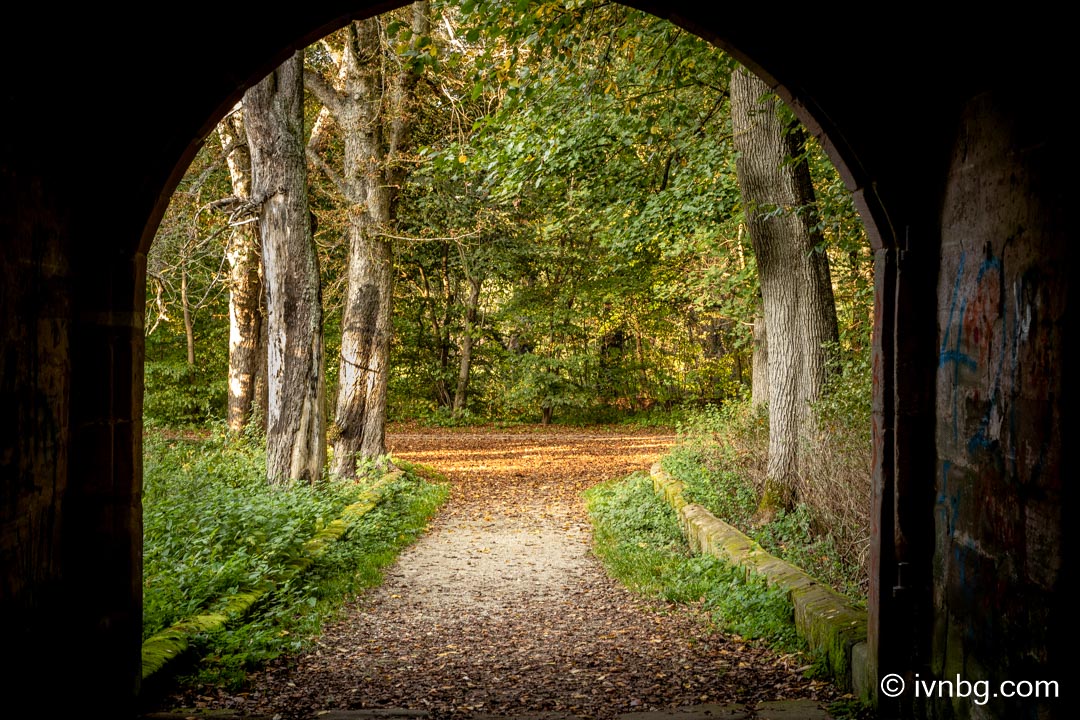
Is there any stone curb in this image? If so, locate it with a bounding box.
[649,463,871,702]
[140,469,403,681]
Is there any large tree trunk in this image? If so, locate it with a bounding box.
[453,276,482,415]
[333,211,394,474]
[751,310,768,409]
[244,53,326,485]
[330,16,395,476]
[217,108,264,433]
[730,67,839,513]
[305,2,429,476]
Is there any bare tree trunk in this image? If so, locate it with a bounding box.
[217,108,264,433]
[751,311,768,409]
[253,292,269,432]
[731,67,839,513]
[181,267,195,367]
[305,2,429,476]
[435,245,454,408]
[244,53,326,485]
[453,276,482,415]
[333,211,394,473]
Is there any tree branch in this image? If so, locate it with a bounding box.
[306,147,351,200]
[307,105,336,153]
[303,67,344,120]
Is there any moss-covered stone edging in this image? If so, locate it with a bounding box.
[140,469,403,681]
[650,462,872,702]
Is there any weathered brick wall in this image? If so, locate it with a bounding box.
[932,89,1067,719]
[0,167,74,705]
[1,163,145,715]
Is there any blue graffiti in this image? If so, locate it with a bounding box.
[937,461,960,537]
[939,252,974,444]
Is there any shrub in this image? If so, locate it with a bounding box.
[664,372,871,601]
[142,428,448,686]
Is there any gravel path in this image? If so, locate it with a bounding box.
[161,426,841,719]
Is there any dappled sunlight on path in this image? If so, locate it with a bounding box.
[388,425,676,519]
[161,425,843,719]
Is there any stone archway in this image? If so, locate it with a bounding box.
[2,7,1071,719]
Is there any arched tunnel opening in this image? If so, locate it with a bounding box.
[0,5,1071,719]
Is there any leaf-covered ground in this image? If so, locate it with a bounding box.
[160,424,843,718]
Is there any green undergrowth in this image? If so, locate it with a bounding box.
[142,429,448,688]
[661,444,864,603]
[662,402,868,603]
[584,472,803,652]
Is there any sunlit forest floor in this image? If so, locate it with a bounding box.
[157,425,845,718]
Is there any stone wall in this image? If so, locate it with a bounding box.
[930,88,1069,719]
[651,464,870,700]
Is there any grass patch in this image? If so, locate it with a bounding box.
[142,428,448,688]
[585,472,803,651]
[662,400,868,603]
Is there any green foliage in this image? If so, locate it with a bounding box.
[385,1,762,423]
[585,473,803,650]
[182,475,447,687]
[142,429,449,687]
[663,401,869,602]
[143,429,350,639]
[816,341,873,435]
[663,444,759,529]
[147,2,870,432]
[144,137,232,428]
[753,506,860,602]
[143,326,229,427]
[413,404,484,427]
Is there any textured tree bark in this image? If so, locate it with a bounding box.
[731,67,839,512]
[453,276,482,415]
[751,311,768,409]
[217,109,264,433]
[305,2,429,476]
[244,53,327,485]
[334,210,394,473]
[181,266,195,367]
[434,245,454,408]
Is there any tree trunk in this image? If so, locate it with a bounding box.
[244,53,326,485]
[730,67,839,513]
[453,276,482,415]
[432,244,453,408]
[217,108,265,434]
[181,266,195,367]
[333,212,394,474]
[305,2,429,476]
[253,291,269,432]
[751,311,768,409]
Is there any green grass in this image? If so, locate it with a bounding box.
[662,441,866,603]
[142,428,448,688]
[584,472,803,651]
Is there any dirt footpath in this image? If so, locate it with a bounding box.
[167,425,841,719]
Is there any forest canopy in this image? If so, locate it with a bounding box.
[145,0,871,470]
